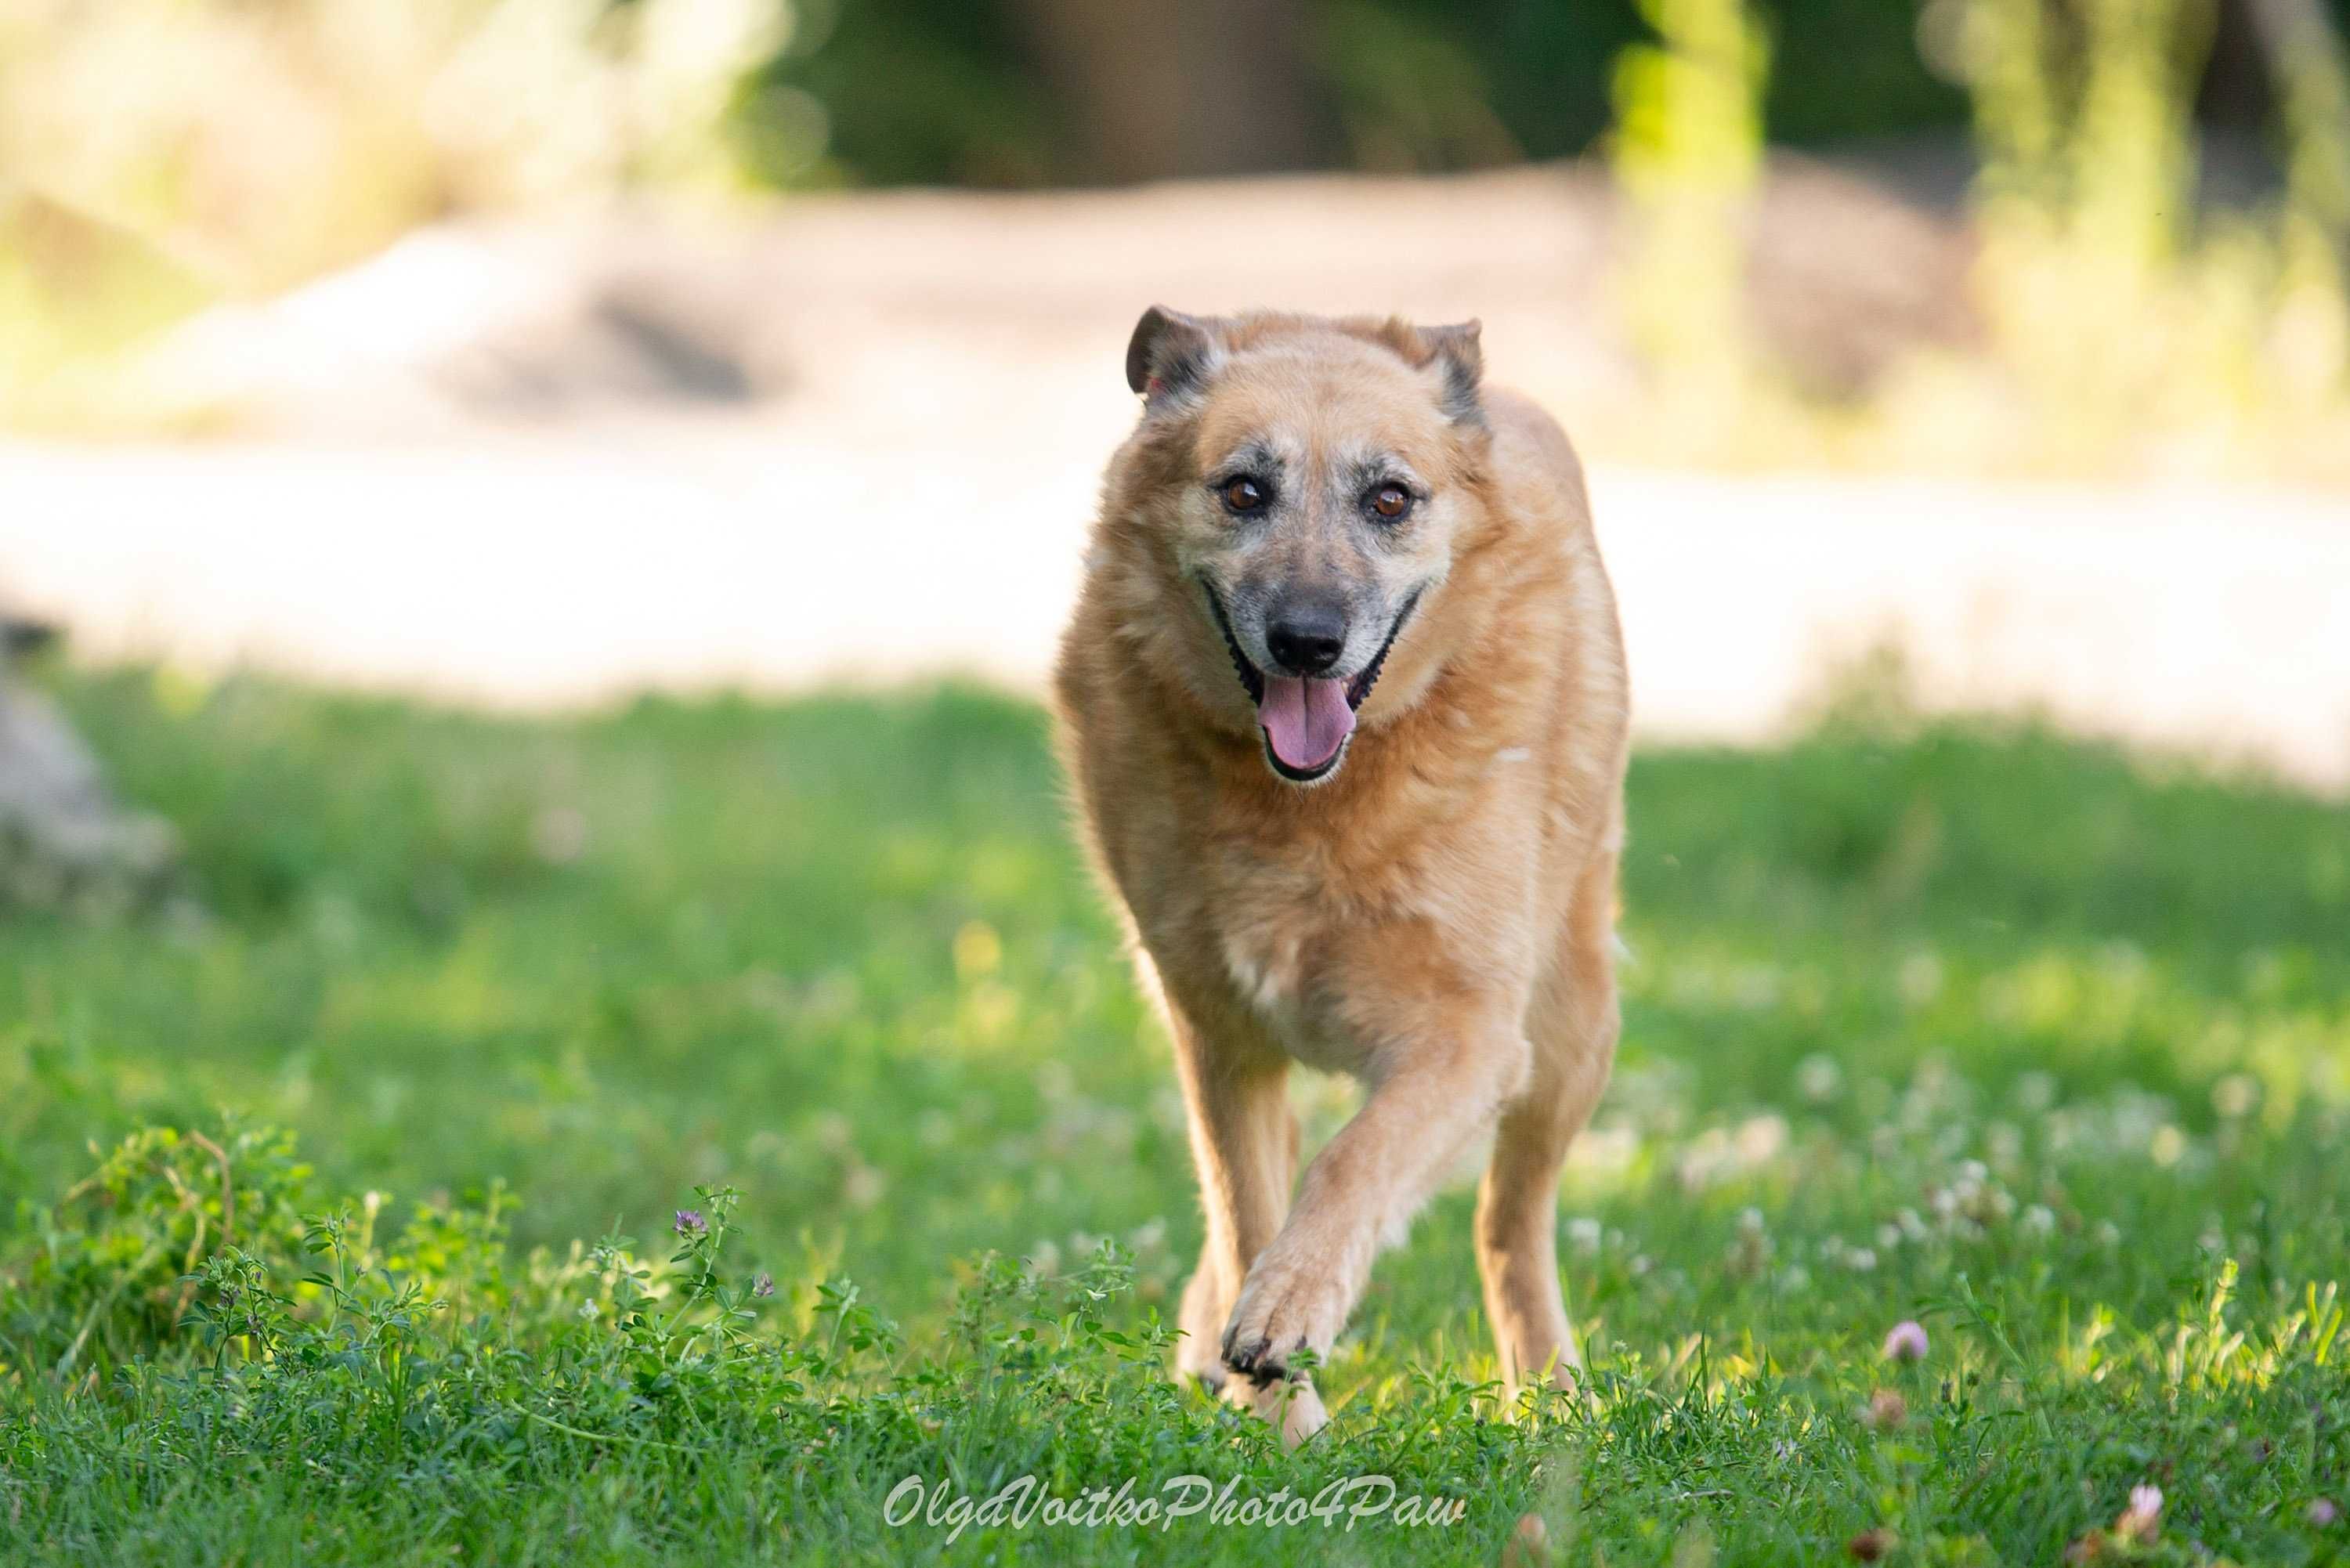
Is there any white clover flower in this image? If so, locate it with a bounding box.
[2021,1205,2056,1238]
[2212,1075,2260,1119]
[1567,1216,1603,1255]
[844,1164,887,1209]
[2117,1483,2163,1542]
[1797,1054,1842,1102]
[1876,1224,1903,1252]
[1846,1247,1879,1272]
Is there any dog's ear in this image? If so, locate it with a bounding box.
[1418,320,1484,426]
[1126,305,1224,408]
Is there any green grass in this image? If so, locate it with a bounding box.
[2,667,2347,1565]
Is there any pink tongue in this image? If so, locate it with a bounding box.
[1257,676,1356,771]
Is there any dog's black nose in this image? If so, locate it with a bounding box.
[1265,600,1348,675]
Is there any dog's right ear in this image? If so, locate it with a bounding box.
[1125,305,1224,408]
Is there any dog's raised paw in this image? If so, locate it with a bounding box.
[1219,1329,1297,1386]
[1220,1253,1349,1389]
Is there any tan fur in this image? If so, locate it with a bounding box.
[1053,309,1629,1443]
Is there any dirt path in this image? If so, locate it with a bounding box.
[7,432,2345,789]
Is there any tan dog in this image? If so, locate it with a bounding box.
[1052,308,1628,1443]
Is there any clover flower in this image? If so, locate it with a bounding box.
[1882,1320,1929,1362]
[2116,1483,2163,1543]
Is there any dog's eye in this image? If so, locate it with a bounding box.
[1368,483,1412,521]
[1220,477,1269,515]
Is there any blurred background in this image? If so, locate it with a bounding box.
[3,2,2350,1441]
[3,0,2349,880]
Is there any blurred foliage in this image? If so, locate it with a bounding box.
[1608,0,1771,450]
[1589,0,2350,482]
[5,0,2350,475]
[1945,0,2350,475]
[0,0,786,424]
[0,0,784,289]
[754,0,1969,187]
[736,0,1051,186]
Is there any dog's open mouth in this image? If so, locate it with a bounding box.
[1202,584,1421,783]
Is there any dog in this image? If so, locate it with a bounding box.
[1052,307,1629,1443]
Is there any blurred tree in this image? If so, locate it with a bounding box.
[746,0,2350,190]
[2244,0,2350,246]
[745,0,1061,185]
[1009,0,1342,179]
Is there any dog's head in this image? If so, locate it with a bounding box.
[1116,307,1490,786]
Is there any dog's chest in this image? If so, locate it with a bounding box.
[1215,918,1374,1075]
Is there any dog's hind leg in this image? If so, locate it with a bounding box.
[1476,849,1620,1396]
[1166,993,1297,1398]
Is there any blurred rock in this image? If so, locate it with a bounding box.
[0,625,179,914]
[1748,157,1979,397]
[130,220,790,436]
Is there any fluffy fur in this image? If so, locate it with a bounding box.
[1053,308,1629,1443]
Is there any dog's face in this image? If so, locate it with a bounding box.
[1123,309,1488,785]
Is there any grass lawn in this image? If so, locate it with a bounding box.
[2,667,2347,1565]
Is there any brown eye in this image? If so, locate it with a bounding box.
[1370,483,1411,520]
[1221,476,1268,515]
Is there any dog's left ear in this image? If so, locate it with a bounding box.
[1419,320,1484,426]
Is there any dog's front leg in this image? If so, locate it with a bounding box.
[1221,1005,1526,1436]
[1162,990,1298,1397]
